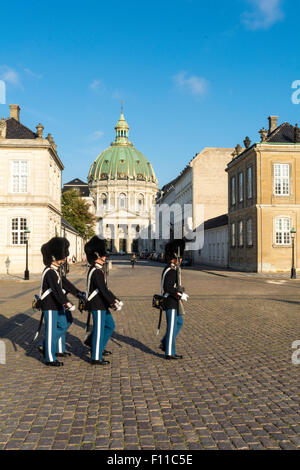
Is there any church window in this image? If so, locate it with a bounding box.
[119,193,126,208]
[11,217,27,245]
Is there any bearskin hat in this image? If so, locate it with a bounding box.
[84,236,106,264]
[41,237,70,266]
[164,239,185,263]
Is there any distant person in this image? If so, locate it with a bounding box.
[131,253,136,268]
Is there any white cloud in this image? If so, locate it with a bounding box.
[89,79,105,93]
[24,68,43,80]
[89,130,104,141]
[173,71,209,97]
[0,65,23,89]
[242,0,284,30]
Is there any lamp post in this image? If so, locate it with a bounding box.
[24,227,30,280]
[291,227,296,279]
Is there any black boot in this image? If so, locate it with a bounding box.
[103,350,112,356]
[57,352,72,357]
[90,359,110,365]
[166,354,183,360]
[45,360,64,367]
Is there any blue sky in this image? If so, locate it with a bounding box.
[1,0,300,187]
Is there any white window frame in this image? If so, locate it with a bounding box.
[11,217,27,245]
[11,160,29,193]
[239,221,243,247]
[247,167,253,199]
[274,217,291,245]
[273,164,290,196]
[239,172,243,202]
[247,219,253,246]
[231,177,236,206]
[231,223,236,248]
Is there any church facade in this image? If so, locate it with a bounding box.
[88,111,158,253]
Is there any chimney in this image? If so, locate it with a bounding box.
[9,104,20,122]
[268,115,278,135]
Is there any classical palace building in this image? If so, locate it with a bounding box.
[0,105,63,274]
[88,111,158,253]
[227,115,300,272]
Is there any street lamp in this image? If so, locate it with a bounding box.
[24,227,30,280]
[291,227,296,279]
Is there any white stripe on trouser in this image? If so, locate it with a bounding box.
[168,309,176,356]
[95,310,101,361]
[58,337,63,353]
[48,310,53,362]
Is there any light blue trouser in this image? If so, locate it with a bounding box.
[43,310,69,362]
[91,310,115,361]
[161,309,183,356]
[57,310,73,354]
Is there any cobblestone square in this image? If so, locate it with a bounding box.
[1,259,300,450]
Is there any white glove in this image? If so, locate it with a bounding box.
[181,293,189,302]
[116,301,124,311]
[65,302,75,311]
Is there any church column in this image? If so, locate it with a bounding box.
[126,225,131,253]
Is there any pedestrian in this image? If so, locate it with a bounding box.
[131,253,136,269]
[39,237,85,366]
[84,236,123,365]
[160,239,188,360]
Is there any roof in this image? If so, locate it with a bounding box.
[204,214,228,230]
[61,217,81,236]
[64,178,87,186]
[266,122,295,143]
[5,117,36,139]
[227,121,300,170]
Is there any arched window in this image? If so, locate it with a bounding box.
[100,193,107,209]
[119,193,126,209]
[137,194,144,211]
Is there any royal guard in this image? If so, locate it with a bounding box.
[39,237,85,366]
[84,236,123,365]
[160,239,188,360]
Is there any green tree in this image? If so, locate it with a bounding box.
[62,189,96,239]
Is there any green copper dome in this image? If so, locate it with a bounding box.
[88,112,157,183]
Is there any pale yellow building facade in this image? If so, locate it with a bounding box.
[227,116,300,272]
[0,105,64,274]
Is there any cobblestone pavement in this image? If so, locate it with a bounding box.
[1,259,300,450]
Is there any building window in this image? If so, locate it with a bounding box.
[275,217,291,245]
[100,193,107,208]
[239,221,243,247]
[11,160,28,193]
[231,177,236,206]
[231,223,236,247]
[11,217,27,245]
[119,193,126,208]
[274,164,290,195]
[239,172,243,202]
[247,167,252,199]
[247,219,253,246]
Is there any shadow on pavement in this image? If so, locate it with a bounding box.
[112,331,165,358]
[0,311,91,364]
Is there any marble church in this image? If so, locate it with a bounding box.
[87,110,158,253]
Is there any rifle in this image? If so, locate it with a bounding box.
[176,247,185,315]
